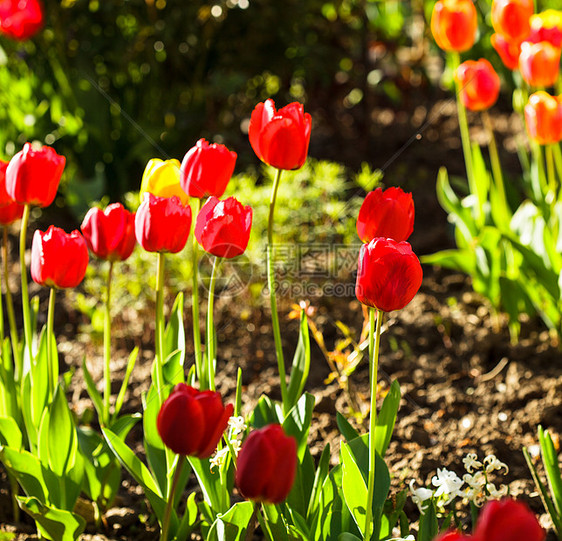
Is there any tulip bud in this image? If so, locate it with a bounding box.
[519,40,561,87]
[524,91,562,145]
[491,0,534,43]
[491,33,522,70]
[180,139,237,199]
[31,226,89,289]
[0,160,24,225]
[236,424,297,504]
[455,59,501,111]
[0,0,44,41]
[156,383,233,458]
[430,0,478,52]
[355,238,423,313]
[140,158,189,206]
[194,196,252,259]
[81,203,136,262]
[6,143,66,208]
[249,99,312,170]
[135,193,192,254]
[356,187,414,243]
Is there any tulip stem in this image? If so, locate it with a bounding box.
[267,168,288,414]
[103,261,114,425]
[552,144,562,192]
[3,228,21,379]
[191,197,204,386]
[160,456,185,541]
[206,256,219,391]
[19,203,32,362]
[364,308,383,541]
[482,110,508,215]
[155,252,166,405]
[546,144,557,203]
[47,287,56,398]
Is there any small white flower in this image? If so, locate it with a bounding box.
[409,480,433,514]
[388,536,415,541]
[463,471,486,489]
[486,481,508,499]
[483,455,508,474]
[228,416,247,435]
[209,447,229,471]
[432,468,464,503]
[462,453,483,473]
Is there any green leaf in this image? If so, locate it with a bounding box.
[163,292,185,367]
[539,426,562,517]
[0,416,23,449]
[336,411,359,443]
[340,442,367,536]
[417,499,438,541]
[307,443,331,520]
[81,358,104,422]
[189,455,228,514]
[337,534,362,541]
[252,395,281,428]
[374,379,401,457]
[421,249,476,275]
[207,501,255,541]
[282,393,315,460]
[0,446,47,503]
[113,347,139,419]
[163,349,184,386]
[45,385,76,477]
[286,312,311,411]
[175,491,199,541]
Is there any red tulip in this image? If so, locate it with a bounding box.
[456,59,501,111]
[430,0,478,52]
[236,424,297,504]
[491,0,533,43]
[356,187,414,243]
[156,383,233,458]
[6,143,66,208]
[194,196,252,259]
[355,238,423,313]
[249,99,312,170]
[180,139,237,199]
[434,532,477,541]
[31,226,89,289]
[474,499,545,541]
[524,91,562,145]
[0,160,24,225]
[491,33,522,70]
[134,193,192,254]
[519,40,561,87]
[528,11,562,48]
[81,203,136,262]
[0,0,43,41]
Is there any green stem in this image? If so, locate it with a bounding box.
[19,204,32,361]
[103,261,114,426]
[546,144,557,204]
[160,456,185,541]
[364,308,383,541]
[191,197,203,385]
[155,252,166,406]
[3,228,21,379]
[46,287,56,399]
[267,168,288,413]
[206,256,219,392]
[482,110,508,213]
[8,471,19,523]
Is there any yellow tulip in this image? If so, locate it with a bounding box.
[140,158,189,205]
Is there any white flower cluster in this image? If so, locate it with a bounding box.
[209,416,247,471]
[409,453,509,514]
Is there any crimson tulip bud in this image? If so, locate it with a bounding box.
[156,383,233,458]
[81,203,136,262]
[249,99,312,170]
[0,160,24,225]
[519,40,561,87]
[194,196,252,259]
[6,143,66,207]
[524,91,562,145]
[491,0,533,43]
[0,0,43,41]
[180,139,237,199]
[355,238,423,313]
[491,33,522,70]
[31,226,89,289]
[356,187,414,243]
[135,193,192,254]
[430,0,478,52]
[236,424,297,504]
[474,499,545,541]
[455,59,501,111]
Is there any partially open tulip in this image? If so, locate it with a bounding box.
[524,91,562,145]
[157,383,233,458]
[430,0,478,52]
[529,10,562,47]
[0,160,24,225]
[0,0,43,41]
[81,203,136,262]
[519,40,561,87]
[249,99,312,170]
[491,0,533,43]
[31,226,89,289]
[236,424,297,504]
[491,33,522,70]
[6,143,66,207]
[455,59,501,111]
[135,193,191,254]
[139,158,189,205]
[194,196,252,258]
[355,237,423,313]
[180,139,237,199]
[356,187,414,243]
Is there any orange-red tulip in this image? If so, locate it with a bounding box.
[430,0,478,52]
[529,10,562,48]
[524,91,562,145]
[491,0,533,43]
[519,40,561,87]
[456,59,501,111]
[0,0,43,41]
[491,33,522,70]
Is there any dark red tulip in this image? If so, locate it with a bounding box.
[180,139,237,199]
[356,187,414,243]
[6,143,65,208]
[194,196,252,259]
[355,237,422,313]
[236,424,297,504]
[0,0,43,41]
[31,226,89,289]
[491,33,522,70]
[134,193,192,254]
[491,0,533,43]
[81,203,136,262]
[456,59,501,111]
[474,499,545,541]
[156,383,233,458]
[249,99,312,170]
[430,0,478,52]
[0,160,24,225]
[434,532,477,541]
